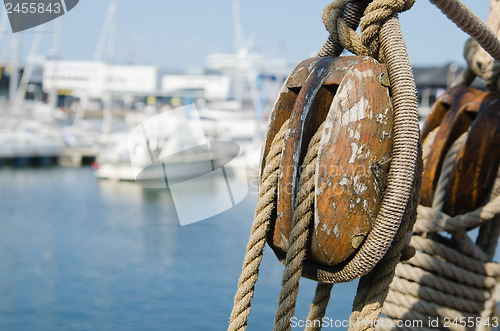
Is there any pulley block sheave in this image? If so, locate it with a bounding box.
[261,56,394,269]
[421,85,500,216]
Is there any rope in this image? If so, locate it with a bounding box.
[228,120,289,331]
[274,122,324,331]
[290,1,420,286]
[304,283,334,331]
[451,66,476,88]
[430,132,467,210]
[320,0,369,57]
[394,263,492,302]
[421,128,437,165]
[295,5,420,329]
[360,0,415,61]
[229,0,500,328]
[280,1,419,329]
[415,131,500,233]
[380,121,500,328]
[462,0,500,92]
[317,0,372,57]
[348,147,422,331]
[414,195,500,234]
[430,0,500,62]
[320,0,416,62]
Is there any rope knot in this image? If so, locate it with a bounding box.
[321,0,415,61]
[322,0,369,57]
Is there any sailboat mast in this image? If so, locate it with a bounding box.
[9,34,20,107]
[232,0,242,54]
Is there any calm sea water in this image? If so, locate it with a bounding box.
[0,167,358,330]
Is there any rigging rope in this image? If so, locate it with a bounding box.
[228,120,289,331]
[228,0,500,330]
[380,131,500,329]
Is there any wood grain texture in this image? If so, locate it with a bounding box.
[312,57,393,266]
[273,57,341,253]
[421,86,478,141]
[265,56,398,267]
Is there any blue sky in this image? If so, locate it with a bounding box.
[0,0,490,69]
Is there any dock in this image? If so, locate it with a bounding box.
[58,147,98,167]
[0,147,97,168]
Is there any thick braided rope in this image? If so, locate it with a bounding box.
[451,66,476,88]
[320,0,416,61]
[430,0,500,62]
[304,283,334,331]
[464,39,500,92]
[295,11,420,330]
[485,218,500,259]
[422,128,438,165]
[321,0,369,57]
[454,227,490,261]
[477,168,500,260]
[414,131,500,233]
[413,132,500,233]
[228,120,289,331]
[394,262,492,302]
[462,0,500,93]
[274,1,418,327]
[381,119,500,328]
[423,0,500,90]
[256,11,419,326]
[318,0,372,57]
[360,0,415,61]
[477,174,500,330]
[430,132,467,210]
[386,289,477,321]
[406,251,497,289]
[410,236,500,277]
[332,13,420,281]
[273,122,325,331]
[389,276,484,314]
[415,194,500,233]
[383,263,494,329]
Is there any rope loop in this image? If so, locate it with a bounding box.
[321,0,415,61]
[464,37,500,92]
[321,0,368,57]
[381,124,500,328]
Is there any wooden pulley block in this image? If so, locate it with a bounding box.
[261,56,394,267]
[421,86,500,216]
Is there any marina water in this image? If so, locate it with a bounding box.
[0,166,358,330]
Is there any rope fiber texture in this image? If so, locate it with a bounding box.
[228,0,421,329]
[290,0,420,286]
[320,0,415,62]
[462,0,500,92]
[228,120,289,331]
[273,2,422,329]
[313,11,421,330]
[430,0,500,64]
[380,128,500,330]
[317,0,372,57]
[229,0,500,329]
[273,122,325,331]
